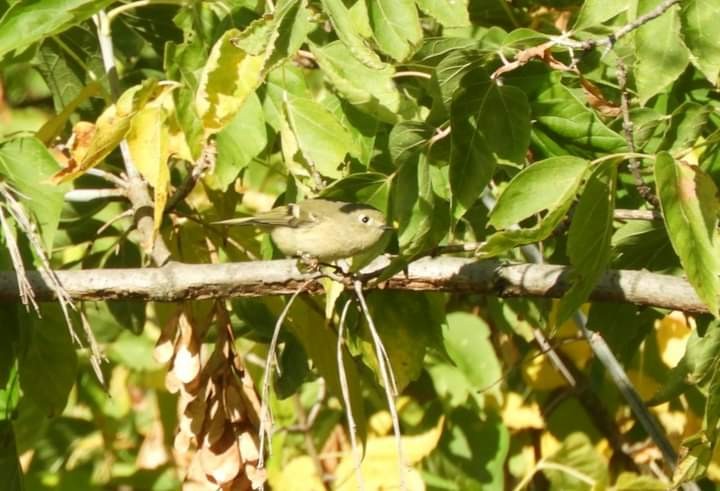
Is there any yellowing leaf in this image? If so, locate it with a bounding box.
[334,416,444,491]
[127,105,171,234]
[272,456,325,491]
[52,80,160,183]
[196,24,274,136]
[502,392,545,430]
[655,311,694,368]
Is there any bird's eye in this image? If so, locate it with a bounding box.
[359,215,370,224]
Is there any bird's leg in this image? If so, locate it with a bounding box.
[296,253,321,272]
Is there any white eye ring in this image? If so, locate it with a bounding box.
[359,215,371,224]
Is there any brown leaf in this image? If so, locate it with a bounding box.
[173,312,202,384]
[154,311,180,364]
[200,428,241,485]
[580,78,621,118]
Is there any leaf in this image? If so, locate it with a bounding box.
[320,172,391,211]
[634,0,689,105]
[393,154,437,257]
[488,156,588,230]
[17,304,78,416]
[0,421,23,491]
[442,312,502,402]
[311,41,401,124]
[195,23,273,136]
[415,0,470,28]
[52,80,161,183]
[543,433,608,490]
[334,416,444,490]
[265,0,312,70]
[532,84,627,154]
[0,0,113,58]
[0,137,67,250]
[449,73,530,218]
[284,96,357,179]
[556,161,617,324]
[126,104,171,234]
[214,92,267,190]
[367,0,422,61]
[320,0,384,69]
[614,472,668,490]
[680,0,720,84]
[364,292,441,392]
[654,152,720,316]
[388,120,433,167]
[478,156,588,257]
[573,0,629,30]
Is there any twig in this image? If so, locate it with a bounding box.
[616,58,659,207]
[93,10,172,265]
[86,168,128,188]
[257,280,313,484]
[337,299,365,491]
[0,257,715,314]
[579,0,682,51]
[0,204,39,314]
[165,141,216,213]
[353,280,405,491]
[613,208,661,221]
[64,188,127,202]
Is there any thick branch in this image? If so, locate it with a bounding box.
[0,257,707,313]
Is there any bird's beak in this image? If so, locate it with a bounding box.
[381,225,394,231]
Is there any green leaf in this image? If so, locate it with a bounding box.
[442,312,502,402]
[393,154,438,257]
[478,156,588,257]
[614,473,667,490]
[18,305,78,417]
[0,421,23,491]
[286,299,367,442]
[367,0,422,61]
[573,0,629,30]
[556,161,617,324]
[449,73,530,218]
[214,92,267,190]
[0,0,113,58]
[432,49,486,114]
[265,0,312,70]
[364,292,441,392]
[195,22,273,135]
[634,0,689,105]
[673,437,712,486]
[488,156,588,230]
[532,84,627,154]
[389,121,433,167]
[320,172,391,212]
[284,96,357,179]
[655,152,720,316]
[320,0,384,69]
[311,41,401,124]
[680,0,720,84]
[543,433,608,490]
[415,0,470,28]
[0,137,67,250]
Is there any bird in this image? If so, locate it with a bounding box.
[214,199,391,261]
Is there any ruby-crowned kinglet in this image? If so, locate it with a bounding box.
[215,199,391,261]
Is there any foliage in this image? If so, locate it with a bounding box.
[0,0,720,489]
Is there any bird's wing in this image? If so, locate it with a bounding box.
[215,204,318,227]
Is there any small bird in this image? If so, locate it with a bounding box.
[215,199,391,261]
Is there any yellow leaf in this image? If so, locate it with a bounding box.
[126,105,170,234]
[195,27,271,136]
[655,311,693,368]
[334,416,444,490]
[272,456,325,491]
[502,392,545,430]
[52,80,160,183]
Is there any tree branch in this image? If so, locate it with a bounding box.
[0,257,708,313]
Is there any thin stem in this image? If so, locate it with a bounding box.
[106,0,186,25]
[337,299,365,491]
[64,188,127,202]
[392,71,432,80]
[353,280,405,491]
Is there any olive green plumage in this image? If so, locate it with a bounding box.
[215,199,390,261]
